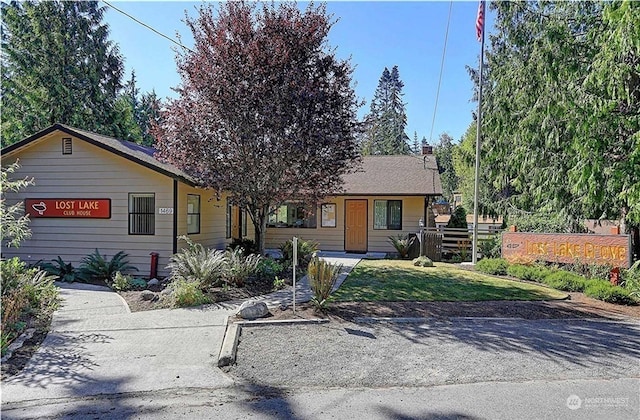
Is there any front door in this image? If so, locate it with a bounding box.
[345,200,367,253]
[232,206,242,240]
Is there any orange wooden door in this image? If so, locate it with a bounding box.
[345,200,367,252]
[232,206,241,240]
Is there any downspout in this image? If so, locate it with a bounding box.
[172,179,178,254]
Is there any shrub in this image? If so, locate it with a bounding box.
[167,236,226,288]
[170,279,210,307]
[479,235,502,259]
[41,256,79,283]
[0,258,58,355]
[388,234,416,259]
[584,280,636,305]
[413,256,434,267]
[273,276,286,290]
[621,261,640,298]
[227,238,258,256]
[506,264,552,282]
[308,257,343,310]
[562,260,613,281]
[224,248,262,287]
[447,206,467,228]
[111,272,147,292]
[78,249,138,283]
[280,238,319,268]
[542,271,587,292]
[476,258,509,275]
[257,258,284,279]
[129,277,148,289]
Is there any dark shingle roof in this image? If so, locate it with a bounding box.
[2,125,443,196]
[1,124,197,186]
[342,155,442,195]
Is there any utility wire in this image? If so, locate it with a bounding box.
[102,0,194,53]
[428,1,453,144]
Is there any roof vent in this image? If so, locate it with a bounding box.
[62,137,72,155]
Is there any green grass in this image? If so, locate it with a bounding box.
[332,260,567,302]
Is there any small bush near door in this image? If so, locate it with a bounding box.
[78,249,138,284]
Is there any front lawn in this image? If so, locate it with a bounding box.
[332,260,567,302]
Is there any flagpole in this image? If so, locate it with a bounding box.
[472,1,485,265]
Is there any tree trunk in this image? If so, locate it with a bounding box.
[253,205,269,255]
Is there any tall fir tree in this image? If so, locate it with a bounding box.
[362,66,411,155]
[1,0,124,146]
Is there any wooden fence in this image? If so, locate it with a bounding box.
[422,227,503,261]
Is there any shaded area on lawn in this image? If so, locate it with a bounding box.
[332,260,567,302]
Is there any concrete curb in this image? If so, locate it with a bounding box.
[217,317,330,367]
[354,316,639,324]
[217,316,239,368]
[236,318,330,326]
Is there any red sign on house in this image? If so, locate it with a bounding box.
[25,199,111,219]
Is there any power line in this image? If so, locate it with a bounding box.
[102,0,194,53]
[428,0,453,144]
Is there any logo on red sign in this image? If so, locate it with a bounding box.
[25,199,111,219]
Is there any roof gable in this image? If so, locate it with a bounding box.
[1,124,197,186]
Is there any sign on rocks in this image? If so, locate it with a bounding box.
[237,300,269,320]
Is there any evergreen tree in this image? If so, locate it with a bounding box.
[1,0,124,146]
[434,132,458,203]
[362,66,411,155]
[412,131,420,154]
[473,0,639,251]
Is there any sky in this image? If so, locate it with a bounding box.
[103,1,492,144]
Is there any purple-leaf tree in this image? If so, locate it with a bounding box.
[154,1,361,253]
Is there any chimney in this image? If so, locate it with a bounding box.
[422,145,433,155]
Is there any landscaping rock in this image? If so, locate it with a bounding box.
[237,300,269,320]
[147,278,160,286]
[140,290,156,301]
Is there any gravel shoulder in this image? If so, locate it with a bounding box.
[228,318,640,389]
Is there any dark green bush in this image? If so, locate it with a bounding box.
[507,264,552,283]
[257,258,284,279]
[78,249,138,283]
[227,238,258,256]
[479,235,502,259]
[476,258,509,275]
[542,271,587,292]
[40,256,80,283]
[584,280,636,305]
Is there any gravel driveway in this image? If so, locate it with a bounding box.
[229,318,640,388]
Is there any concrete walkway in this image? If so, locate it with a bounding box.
[1,283,235,403]
[1,254,362,404]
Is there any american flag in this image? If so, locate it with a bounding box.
[476,1,485,42]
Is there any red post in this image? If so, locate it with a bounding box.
[609,267,621,286]
[150,252,159,279]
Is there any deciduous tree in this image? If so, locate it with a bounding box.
[154,1,361,253]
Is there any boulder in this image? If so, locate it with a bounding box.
[237,300,269,320]
[140,290,156,301]
[147,278,160,286]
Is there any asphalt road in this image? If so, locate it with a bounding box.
[4,317,638,419]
